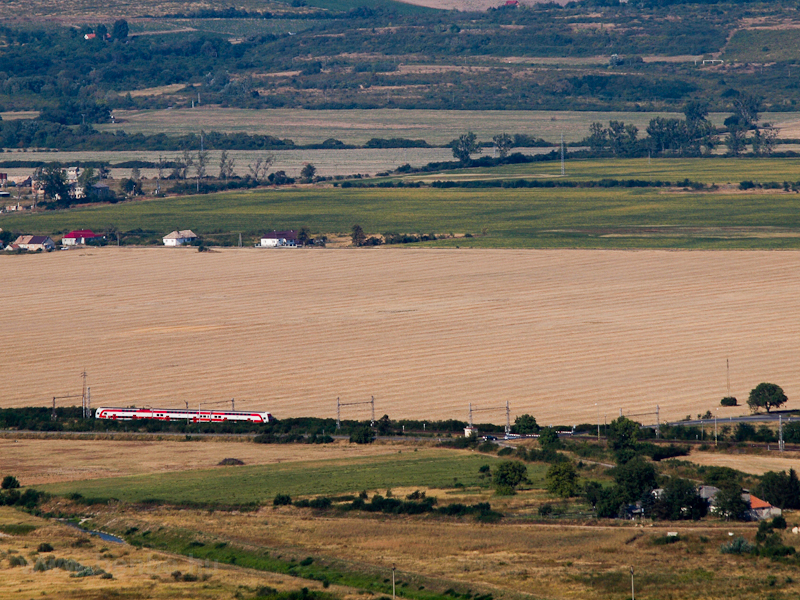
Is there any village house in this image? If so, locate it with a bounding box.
[62,230,99,246]
[747,494,782,521]
[259,230,298,248]
[6,235,56,252]
[163,230,198,246]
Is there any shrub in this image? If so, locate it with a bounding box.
[300,557,313,566]
[9,555,28,567]
[1,475,20,490]
[37,543,54,553]
[274,494,292,506]
[772,515,787,530]
[720,396,738,407]
[720,536,754,555]
[538,503,553,517]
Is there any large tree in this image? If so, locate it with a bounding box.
[747,382,787,413]
[546,462,578,498]
[41,164,70,205]
[452,132,481,164]
[513,414,540,435]
[493,460,527,490]
[492,133,513,159]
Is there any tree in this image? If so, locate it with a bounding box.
[492,133,513,159]
[513,414,540,435]
[714,482,749,521]
[607,121,638,157]
[546,462,578,498]
[77,166,99,200]
[177,150,194,180]
[298,227,311,246]
[120,177,143,196]
[607,416,639,452]
[538,427,561,450]
[196,149,209,181]
[349,427,374,444]
[248,155,274,182]
[219,150,236,181]
[748,382,787,414]
[732,92,761,128]
[1,475,20,490]
[587,122,607,154]
[112,19,129,40]
[493,460,527,490]
[683,100,709,126]
[754,469,800,509]
[301,163,317,182]
[41,164,70,205]
[720,396,737,407]
[725,126,747,157]
[351,224,366,247]
[452,132,481,164]
[95,24,108,38]
[612,457,657,503]
[651,477,707,520]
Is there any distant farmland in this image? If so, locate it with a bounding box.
[1,248,798,426]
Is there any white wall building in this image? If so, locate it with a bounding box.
[163,230,198,246]
[260,230,298,248]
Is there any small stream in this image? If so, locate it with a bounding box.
[60,520,125,544]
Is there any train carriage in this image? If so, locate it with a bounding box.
[95,407,272,423]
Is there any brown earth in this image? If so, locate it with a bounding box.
[1,248,799,426]
[688,450,800,476]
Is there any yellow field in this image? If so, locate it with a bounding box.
[0,438,400,486]
[2,248,799,426]
[689,450,800,476]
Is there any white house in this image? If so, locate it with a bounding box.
[163,230,198,246]
[62,230,99,246]
[260,230,298,248]
[6,235,56,251]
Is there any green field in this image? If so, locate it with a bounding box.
[723,29,800,63]
[405,156,800,185]
[4,159,800,248]
[40,450,529,504]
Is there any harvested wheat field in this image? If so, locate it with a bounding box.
[688,450,800,476]
[0,438,399,486]
[1,248,799,426]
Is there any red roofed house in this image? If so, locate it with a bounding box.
[504,0,520,6]
[6,235,56,252]
[747,494,782,521]
[260,230,298,248]
[62,230,99,246]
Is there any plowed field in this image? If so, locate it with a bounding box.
[2,248,798,426]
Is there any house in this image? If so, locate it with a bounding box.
[6,235,56,251]
[747,494,782,521]
[62,230,99,246]
[504,0,520,6]
[260,230,298,248]
[163,230,198,246]
[71,182,112,201]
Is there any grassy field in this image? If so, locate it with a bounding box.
[4,181,800,248]
[723,28,800,63]
[0,438,400,485]
[403,156,800,185]
[97,108,723,145]
[2,248,798,424]
[39,449,517,504]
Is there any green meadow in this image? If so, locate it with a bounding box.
[4,158,800,248]
[40,450,535,505]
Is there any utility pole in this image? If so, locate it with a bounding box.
[505,400,511,437]
[560,133,565,176]
[392,564,396,600]
[596,403,600,440]
[371,396,375,427]
[726,358,730,398]
[714,408,718,447]
[656,405,660,439]
[630,566,635,600]
[780,415,784,452]
[336,397,341,430]
[231,398,235,411]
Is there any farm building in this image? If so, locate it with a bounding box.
[260,230,298,247]
[747,494,781,521]
[163,230,198,246]
[6,235,56,251]
[62,230,99,246]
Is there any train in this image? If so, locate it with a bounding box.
[95,407,272,423]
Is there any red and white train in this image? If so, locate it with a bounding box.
[95,407,272,423]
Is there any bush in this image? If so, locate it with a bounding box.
[274,494,292,506]
[1,475,20,490]
[8,555,28,567]
[720,396,738,407]
[37,543,54,553]
[720,536,754,555]
[350,427,374,444]
[538,503,553,516]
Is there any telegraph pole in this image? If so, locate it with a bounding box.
[560,133,565,176]
[392,564,396,600]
